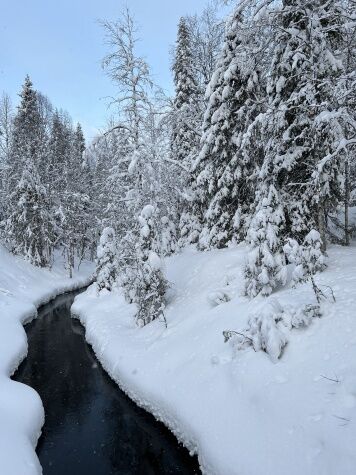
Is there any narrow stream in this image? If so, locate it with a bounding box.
[13,289,199,475]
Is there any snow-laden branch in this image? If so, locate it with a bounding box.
[317,138,356,173]
[162,157,191,173]
[103,123,132,137]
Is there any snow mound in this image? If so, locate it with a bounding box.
[207,290,230,307]
[0,245,94,475]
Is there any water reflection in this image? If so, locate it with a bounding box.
[13,290,199,475]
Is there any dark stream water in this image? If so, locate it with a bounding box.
[13,289,199,475]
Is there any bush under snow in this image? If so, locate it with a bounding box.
[224,298,323,362]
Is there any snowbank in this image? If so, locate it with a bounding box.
[0,246,94,475]
[72,243,356,475]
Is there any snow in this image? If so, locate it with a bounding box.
[141,204,155,219]
[0,245,94,475]
[148,251,162,271]
[72,243,356,475]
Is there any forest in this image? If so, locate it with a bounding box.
[1,0,355,326]
[1,1,356,474]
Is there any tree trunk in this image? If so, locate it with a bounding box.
[344,158,350,246]
[317,202,327,253]
[68,241,74,279]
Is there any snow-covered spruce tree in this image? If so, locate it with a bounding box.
[130,205,168,327]
[5,76,53,266]
[284,229,328,303]
[171,7,225,249]
[74,123,85,157]
[62,122,92,276]
[285,230,326,284]
[46,108,92,275]
[170,17,202,248]
[96,227,118,292]
[75,137,101,260]
[46,109,71,252]
[67,122,91,262]
[336,0,356,245]
[47,110,72,197]
[263,0,350,251]
[6,76,45,189]
[171,17,201,170]
[5,159,53,266]
[59,190,90,277]
[77,123,96,258]
[243,0,353,297]
[195,7,265,249]
[244,177,287,298]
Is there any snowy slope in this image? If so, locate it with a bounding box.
[72,243,356,475]
[0,246,94,475]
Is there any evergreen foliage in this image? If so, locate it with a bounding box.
[5,159,53,266]
[96,227,118,292]
[196,9,263,249]
[5,76,53,266]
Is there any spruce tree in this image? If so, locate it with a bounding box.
[5,76,53,266]
[61,122,91,275]
[244,177,287,298]
[171,17,200,170]
[243,0,352,296]
[337,0,356,244]
[6,159,53,266]
[262,0,348,250]
[96,227,118,292]
[285,230,326,288]
[195,8,264,249]
[74,123,85,157]
[131,205,168,327]
[47,110,92,274]
[6,76,46,189]
[171,17,202,247]
[47,110,72,195]
[72,123,92,259]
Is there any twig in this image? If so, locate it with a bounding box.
[321,285,336,302]
[0,287,12,296]
[223,330,254,344]
[321,374,340,383]
[333,414,350,422]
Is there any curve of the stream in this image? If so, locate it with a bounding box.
[13,289,199,475]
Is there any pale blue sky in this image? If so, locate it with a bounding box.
[0,0,224,141]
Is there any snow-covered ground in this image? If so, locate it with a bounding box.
[72,242,356,475]
[0,246,94,475]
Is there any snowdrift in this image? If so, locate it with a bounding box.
[0,246,94,475]
[72,243,356,475]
